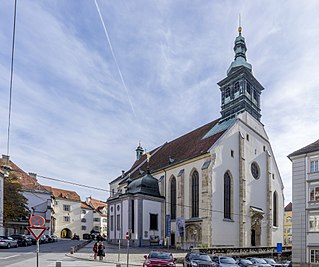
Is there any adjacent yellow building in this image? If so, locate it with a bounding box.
[284,202,292,246]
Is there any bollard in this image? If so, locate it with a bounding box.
[70,247,74,254]
[56,262,62,267]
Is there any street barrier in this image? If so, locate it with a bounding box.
[70,240,92,254]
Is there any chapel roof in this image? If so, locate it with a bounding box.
[288,139,319,158]
[126,172,162,197]
[114,118,225,184]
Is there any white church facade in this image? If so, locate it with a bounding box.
[107,27,284,248]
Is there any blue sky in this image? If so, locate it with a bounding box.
[1,1,319,204]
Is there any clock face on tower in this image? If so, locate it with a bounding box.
[251,162,260,179]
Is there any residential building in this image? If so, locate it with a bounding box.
[80,201,94,238]
[0,155,52,235]
[289,139,319,266]
[108,27,284,249]
[85,197,108,237]
[44,186,81,238]
[284,202,292,246]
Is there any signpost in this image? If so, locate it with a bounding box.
[28,215,46,267]
[126,230,130,267]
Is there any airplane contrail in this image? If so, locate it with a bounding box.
[94,0,137,118]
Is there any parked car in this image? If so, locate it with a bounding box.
[0,236,18,248]
[247,258,271,267]
[184,252,217,267]
[26,235,37,245]
[45,235,53,242]
[282,261,291,267]
[39,235,48,244]
[50,235,58,242]
[263,259,282,267]
[10,234,32,246]
[143,251,176,267]
[236,259,254,267]
[212,256,239,267]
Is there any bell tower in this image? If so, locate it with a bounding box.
[218,25,264,122]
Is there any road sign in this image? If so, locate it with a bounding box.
[276,242,283,253]
[29,215,45,227]
[27,226,46,241]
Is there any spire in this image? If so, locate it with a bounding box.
[227,18,252,76]
[135,141,144,160]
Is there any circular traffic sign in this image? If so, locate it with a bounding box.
[29,215,45,227]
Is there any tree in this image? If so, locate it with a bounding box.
[3,173,29,226]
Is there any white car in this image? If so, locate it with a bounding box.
[0,236,18,248]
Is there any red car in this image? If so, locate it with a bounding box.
[143,251,176,267]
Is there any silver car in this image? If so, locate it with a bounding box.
[0,236,18,248]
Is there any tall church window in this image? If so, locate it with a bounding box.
[224,172,232,219]
[170,176,176,220]
[273,191,278,227]
[191,171,199,218]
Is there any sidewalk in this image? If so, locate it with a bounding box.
[66,241,186,266]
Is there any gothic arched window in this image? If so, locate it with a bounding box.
[224,172,232,219]
[170,176,176,220]
[191,171,199,218]
[273,191,278,227]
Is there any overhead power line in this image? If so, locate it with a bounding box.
[6,0,18,160]
[37,174,109,193]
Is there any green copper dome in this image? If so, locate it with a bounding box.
[127,173,161,197]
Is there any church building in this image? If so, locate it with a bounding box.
[107,27,284,248]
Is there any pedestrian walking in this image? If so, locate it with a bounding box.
[93,241,98,260]
[97,241,105,261]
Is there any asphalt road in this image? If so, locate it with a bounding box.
[0,239,90,267]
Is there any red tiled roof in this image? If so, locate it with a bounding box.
[288,139,319,158]
[284,202,292,212]
[0,156,48,192]
[88,197,107,210]
[43,185,80,202]
[81,201,93,209]
[120,119,223,181]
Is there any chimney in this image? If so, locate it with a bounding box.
[2,154,9,163]
[28,172,37,181]
[121,170,125,177]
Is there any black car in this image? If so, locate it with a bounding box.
[184,252,217,267]
[10,234,32,246]
[246,258,271,267]
[237,259,254,267]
